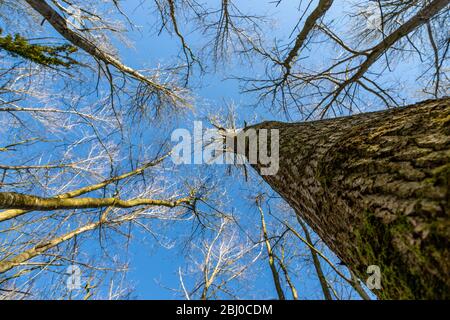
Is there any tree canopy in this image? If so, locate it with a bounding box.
[0,0,448,299]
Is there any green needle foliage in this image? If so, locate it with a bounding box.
[0,29,78,68]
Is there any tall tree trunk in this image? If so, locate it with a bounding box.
[239,98,449,299]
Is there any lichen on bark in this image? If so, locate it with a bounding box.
[0,29,78,67]
[240,97,449,299]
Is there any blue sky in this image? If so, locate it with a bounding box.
[0,0,407,299]
[110,0,368,299]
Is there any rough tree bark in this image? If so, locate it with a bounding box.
[240,97,449,299]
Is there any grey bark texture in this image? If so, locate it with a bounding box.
[242,97,449,299]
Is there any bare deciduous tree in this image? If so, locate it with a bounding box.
[1,0,448,300]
